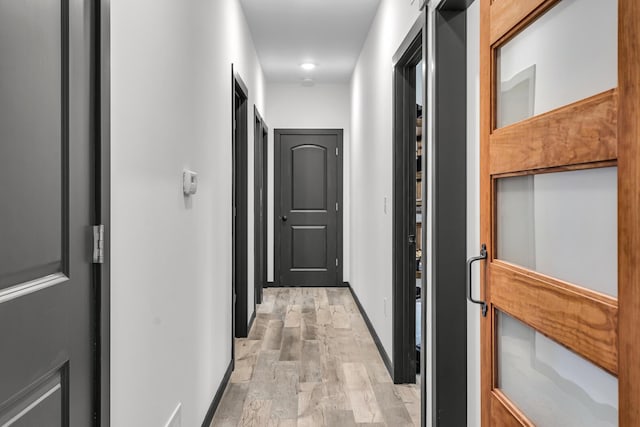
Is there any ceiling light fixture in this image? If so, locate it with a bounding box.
[302,78,315,87]
[300,63,316,71]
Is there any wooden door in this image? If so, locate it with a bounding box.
[275,129,343,287]
[479,0,639,424]
[0,0,96,424]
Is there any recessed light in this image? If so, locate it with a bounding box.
[302,78,315,87]
[300,63,316,71]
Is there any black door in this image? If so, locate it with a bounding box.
[275,129,343,287]
[0,0,96,425]
[232,69,249,338]
[253,108,267,304]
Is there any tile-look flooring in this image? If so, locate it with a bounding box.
[211,287,420,427]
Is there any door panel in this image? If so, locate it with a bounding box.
[0,0,64,290]
[292,145,327,210]
[479,0,630,424]
[496,167,618,297]
[276,130,342,286]
[0,366,66,427]
[0,0,95,424]
[495,0,617,128]
[291,226,327,269]
[497,311,618,427]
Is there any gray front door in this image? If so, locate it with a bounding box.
[0,0,96,425]
[275,129,343,286]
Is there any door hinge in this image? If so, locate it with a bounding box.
[336,202,339,212]
[92,225,104,264]
[336,258,339,267]
[335,147,339,156]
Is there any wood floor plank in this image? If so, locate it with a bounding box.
[364,362,393,385]
[371,383,414,426]
[326,289,343,305]
[238,399,272,427]
[251,350,279,382]
[248,314,278,340]
[284,304,302,328]
[300,340,322,382]
[342,363,384,423]
[211,383,249,426]
[324,409,357,427]
[301,311,318,340]
[315,289,330,309]
[262,320,284,350]
[279,327,302,361]
[330,305,351,329]
[316,305,332,326]
[395,384,421,426]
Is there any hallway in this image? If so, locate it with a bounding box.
[211,288,420,426]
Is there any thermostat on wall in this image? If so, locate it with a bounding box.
[183,169,198,195]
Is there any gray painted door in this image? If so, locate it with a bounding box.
[276,130,342,286]
[0,1,95,425]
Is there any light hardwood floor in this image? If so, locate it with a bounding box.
[211,287,420,427]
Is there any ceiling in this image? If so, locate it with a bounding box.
[239,0,381,84]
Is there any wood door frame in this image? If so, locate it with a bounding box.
[273,128,344,287]
[479,0,638,424]
[232,66,249,341]
[98,0,111,425]
[618,0,640,423]
[253,106,268,305]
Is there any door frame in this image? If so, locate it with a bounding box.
[273,129,344,287]
[253,107,268,305]
[392,3,471,425]
[98,0,111,425]
[429,5,469,425]
[232,66,249,340]
[391,17,423,385]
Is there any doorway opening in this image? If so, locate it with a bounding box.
[392,20,423,385]
[232,66,249,340]
[253,107,268,305]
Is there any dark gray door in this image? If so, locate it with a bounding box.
[253,108,267,304]
[0,1,95,425]
[275,129,343,286]
[233,70,249,338]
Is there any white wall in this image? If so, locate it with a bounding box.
[466,2,481,425]
[110,0,265,425]
[265,83,351,283]
[349,0,422,360]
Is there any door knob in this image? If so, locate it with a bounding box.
[281,216,288,222]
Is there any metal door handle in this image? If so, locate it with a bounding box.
[281,216,288,222]
[467,243,488,317]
